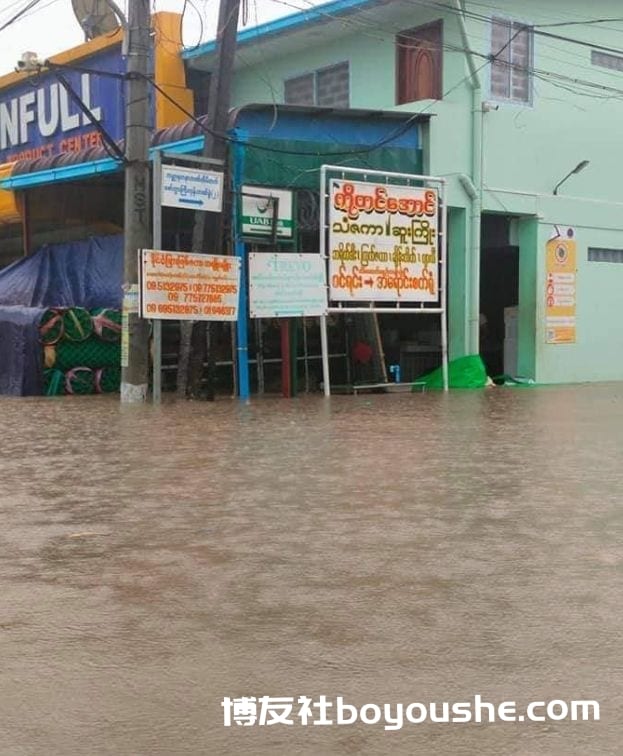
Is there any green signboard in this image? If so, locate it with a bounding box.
[241,186,294,240]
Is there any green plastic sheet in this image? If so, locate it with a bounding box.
[413,355,488,390]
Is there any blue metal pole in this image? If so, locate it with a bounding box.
[232,133,250,400]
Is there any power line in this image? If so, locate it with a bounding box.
[260,0,623,67]
[443,0,623,34]
[7,0,623,154]
[256,0,623,103]
[0,0,46,20]
[0,0,36,17]
[38,1,623,112]
[11,0,622,101]
[253,0,604,87]
[142,56,484,158]
[150,0,207,52]
[0,0,40,33]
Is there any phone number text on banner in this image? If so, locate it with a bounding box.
[328,180,439,303]
[140,250,241,321]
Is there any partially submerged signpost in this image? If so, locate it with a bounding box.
[148,150,229,403]
[146,162,448,401]
[319,165,449,394]
[240,186,300,397]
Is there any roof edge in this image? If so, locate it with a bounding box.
[227,102,434,129]
[183,0,381,63]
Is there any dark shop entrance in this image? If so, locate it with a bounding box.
[479,214,520,378]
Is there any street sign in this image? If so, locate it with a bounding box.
[140,250,240,321]
[319,165,449,395]
[241,186,294,239]
[161,165,224,211]
[249,252,327,318]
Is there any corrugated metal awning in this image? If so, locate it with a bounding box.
[2,115,211,190]
[1,105,432,191]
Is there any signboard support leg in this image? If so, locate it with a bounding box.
[281,319,291,398]
[255,320,265,395]
[236,239,250,400]
[441,188,449,392]
[232,143,250,400]
[153,321,162,401]
[152,150,163,404]
[230,322,238,398]
[302,318,310,393]
[441,310,449,392]
[290,322,298,397]
[320,314,331,397]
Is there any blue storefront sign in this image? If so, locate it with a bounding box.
[0,46,134,164]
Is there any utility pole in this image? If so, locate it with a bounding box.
[177,0,242,399]
[121,0,152,403]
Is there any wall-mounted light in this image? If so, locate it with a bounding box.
[553,160,590,195]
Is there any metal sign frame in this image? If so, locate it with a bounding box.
[238,185,297,246]
[240,192,279,246]
[151,150,225,403]
[319,165,449,394]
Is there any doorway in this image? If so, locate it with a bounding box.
[480,215,519,377]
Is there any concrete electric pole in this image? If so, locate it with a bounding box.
[121,0,152,403]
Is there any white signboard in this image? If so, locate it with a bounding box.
[249,253,327,318]
[241,186,294,239]
[140,250,240,321]
[328,180,439,302]
[161,165,223,212]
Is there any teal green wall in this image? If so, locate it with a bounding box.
[517,217,538,379]
[448,207,468,360]
[225,0,623,383]
[534,197,623,383]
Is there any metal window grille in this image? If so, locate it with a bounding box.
[284,63,349,107]
[490,17,532,103]
[591,50,623,71]
[316,63,350,107]
[284,73,315,105]
[588,247,623,263]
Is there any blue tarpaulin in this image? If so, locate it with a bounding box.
[0,235,123,396]
[0,235,123,308]
[0,306,46,396]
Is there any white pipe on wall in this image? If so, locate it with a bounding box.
[453,0,483,355]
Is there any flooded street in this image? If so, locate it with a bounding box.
[0,385,621,755]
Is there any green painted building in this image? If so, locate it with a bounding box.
[185,0,623,384]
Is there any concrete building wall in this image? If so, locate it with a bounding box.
[225,0,623,384]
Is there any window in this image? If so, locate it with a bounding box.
[490,17,532,103]
[588,247,623,263]
[396,21,443,104]
[185,68,211,117]
[284,62,349,108]
[591,50,623,72]
[284,73,314,105]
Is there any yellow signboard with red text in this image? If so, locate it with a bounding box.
[545,227,576,344]
[328,180,439,303]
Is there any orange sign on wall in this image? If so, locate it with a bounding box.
[545,227,576,344]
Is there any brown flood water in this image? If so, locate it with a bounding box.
[0,385,622,755]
